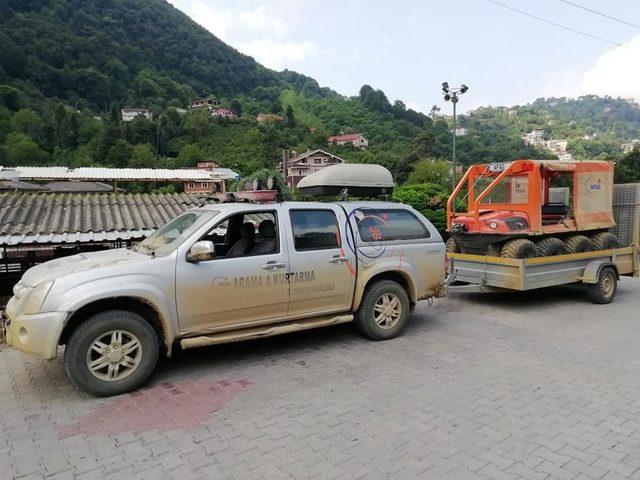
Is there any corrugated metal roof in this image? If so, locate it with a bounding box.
[0,166,239,181]
[0,192,204,246]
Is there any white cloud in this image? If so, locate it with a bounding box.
[168,0,234,40]
[238,5,288,36]
[578,34,640,100]
[238,39,312,70]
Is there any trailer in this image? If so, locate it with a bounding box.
[448,246,638,303]
[447,182,640,304]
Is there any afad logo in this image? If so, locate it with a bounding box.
[586,177,602,193]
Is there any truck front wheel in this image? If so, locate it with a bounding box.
[355,280,410,340]
[64,310,160,397]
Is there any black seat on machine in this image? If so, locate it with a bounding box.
[542,203,568,217]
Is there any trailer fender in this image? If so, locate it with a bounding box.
[581,260,619,284]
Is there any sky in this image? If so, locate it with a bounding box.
[166,0,640,113]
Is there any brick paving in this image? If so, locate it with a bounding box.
[2,280,640,479]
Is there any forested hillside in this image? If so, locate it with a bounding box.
[0,0,638,193]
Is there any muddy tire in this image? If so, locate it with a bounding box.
[590,232,619,250]
[355,280,410,341]
[64,310,160,397]
[446,237,460,253]
[535,237,566,257]
[500,239,537,259]
[588,266,617,304]
[564,235,594,254]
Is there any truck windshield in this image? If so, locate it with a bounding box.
[134,210,217,256]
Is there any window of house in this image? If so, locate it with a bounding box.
[187,182,195,189]
[290,210,341,251]
[201,182,208,188]
[354,208,429,242]
[314,158,322,164]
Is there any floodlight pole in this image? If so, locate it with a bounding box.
[442,82,468,194]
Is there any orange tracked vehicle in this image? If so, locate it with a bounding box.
[446,159,619,258]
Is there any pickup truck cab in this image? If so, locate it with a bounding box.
[5,200,446,396]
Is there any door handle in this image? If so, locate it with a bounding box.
[329,255,349,264]
[262,261,286,270]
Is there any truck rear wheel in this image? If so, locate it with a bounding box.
[500,239,537,259]
[64,310,160,397]
[588,266,617,304]
[355,280,410,340]
[564,235,593,254]
[590,232,619,250]
[535,237,566,257]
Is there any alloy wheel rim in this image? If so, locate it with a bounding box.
[374,293,402,329]
[86,330,142,382]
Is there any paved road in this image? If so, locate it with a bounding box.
[2,280,640,479]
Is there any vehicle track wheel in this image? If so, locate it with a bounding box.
[445,237,460,253]
[588,266,617,304]
[500,239,537,259]
[564,235,594,254]
[355,280,410,341]
[589,232,619,250]
[64,310,160,397]
[535,237,566,257]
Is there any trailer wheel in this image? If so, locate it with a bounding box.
[64,310,160,397]
[590,232,619,250]
[500,239,537,259]
[588,266,617,304]
[355,280,410,340]
[445,237,460,253]
[535,237,566,257]
[564,235,593,254]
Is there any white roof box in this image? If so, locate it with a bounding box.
[297,163,394,197]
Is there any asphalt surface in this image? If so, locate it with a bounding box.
[2,279,640,479]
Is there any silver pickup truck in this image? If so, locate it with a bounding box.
[5,200,446,396]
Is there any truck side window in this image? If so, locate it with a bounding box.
[355,209,430,242]
[290,210,341,251]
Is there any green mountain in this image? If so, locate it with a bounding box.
[1,0,638,188]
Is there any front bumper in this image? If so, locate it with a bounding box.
[5,306,67,360]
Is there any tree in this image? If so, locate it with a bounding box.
[269,100,282,115]
[109,103,120,123]
[4,132,48,165]
[0,84,21,111]
[285,105,295,127]
[407,159,451,187]
[11,109,43,141]
[176,143,204,167]
[230,99,242,117]
[616,148,640,183]
[130,143,156,168]
[106,139,133,167]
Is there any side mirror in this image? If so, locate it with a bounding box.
[186,240,215,263]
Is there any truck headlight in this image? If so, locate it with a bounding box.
[23,281,54,315]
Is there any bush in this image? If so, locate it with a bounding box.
[393,183,448,232]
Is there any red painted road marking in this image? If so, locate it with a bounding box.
[56,378,252,438]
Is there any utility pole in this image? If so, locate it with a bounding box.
[441,82,469,192]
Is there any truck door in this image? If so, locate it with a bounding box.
[175,206,290,334]
[284,205,356,317]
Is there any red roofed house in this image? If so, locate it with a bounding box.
[183,162,225,194]
[327,133,368,149]
[211,108,238,119]
[282,149,346,189]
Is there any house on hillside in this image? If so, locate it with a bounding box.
[190,98,220,110]
[211,108,237,119]
[121,109,152,122]
[282,149,345,189]
[622,140,640,153]
[256,113,284,124]
[327,133,368,149]
[183,162,234,194]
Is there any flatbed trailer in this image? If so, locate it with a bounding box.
[448,245,639,303]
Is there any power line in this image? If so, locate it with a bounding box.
[487,0,623,47]
[558,0,640,29]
